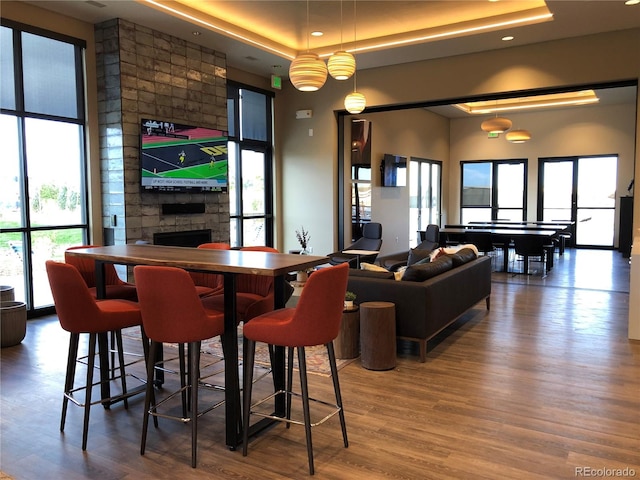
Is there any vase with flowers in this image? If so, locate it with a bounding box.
[296,226,311,255]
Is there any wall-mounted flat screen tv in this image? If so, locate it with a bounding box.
[381,153,407,187]
[140,119,228,192]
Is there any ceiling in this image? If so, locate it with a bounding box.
[23,0,640,77]
[21,0,640,115]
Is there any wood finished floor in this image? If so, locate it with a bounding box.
[1,249,639,479]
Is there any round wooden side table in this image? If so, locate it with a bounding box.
[333,306,360,359]
[360,301,396,370]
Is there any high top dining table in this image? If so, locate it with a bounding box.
[65,244,329,449]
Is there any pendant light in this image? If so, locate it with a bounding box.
[481,115,512,134]
[289,0,327,91]
[505,129,532,143]
[344,0,366,114]
[328,0,355,80]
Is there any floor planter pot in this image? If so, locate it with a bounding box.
[0,285,15,302]
[1,301,27,347]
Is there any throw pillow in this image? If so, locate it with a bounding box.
[407,248,433,266]
[394,265,408,281]
[449,248,478,267]
[401,255,453,282]
[360,262,389,272]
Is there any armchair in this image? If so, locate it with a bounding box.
[328,222,383,268]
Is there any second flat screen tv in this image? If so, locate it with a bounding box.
[140,119,228,192]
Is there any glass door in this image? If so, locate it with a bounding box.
[539,156,617,247]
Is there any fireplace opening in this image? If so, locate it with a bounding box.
[153,229,212,247]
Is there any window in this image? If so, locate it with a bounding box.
[226,82,274,247]
[410,158,441,246]
[461,160,526,223]
[0,22,88,314]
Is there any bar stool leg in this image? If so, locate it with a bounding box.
[61,333,79,432]
[242,338,256,457]
[82,333,97,451]
[297,346,314,475]
[326,341,348,447]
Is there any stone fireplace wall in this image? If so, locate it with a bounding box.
[94,18,230,246]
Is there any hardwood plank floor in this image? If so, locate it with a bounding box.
[1,249,639,479]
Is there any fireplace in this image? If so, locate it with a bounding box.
[153,229,212,248]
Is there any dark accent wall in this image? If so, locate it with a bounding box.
[94,18,230,245]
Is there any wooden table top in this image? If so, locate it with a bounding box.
[440,228,556,237]
[65,244,329,276]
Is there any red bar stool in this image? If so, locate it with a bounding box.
[189,242,231,298]
[65,245,138,300]
[134,265,225,468]
[45,260,144,451]
[241,262,350,475]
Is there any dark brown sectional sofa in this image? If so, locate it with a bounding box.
[347,252,492,362]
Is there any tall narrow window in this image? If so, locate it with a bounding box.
[0,23,88,314]
[410,157,441,246]
[226,82,274,247]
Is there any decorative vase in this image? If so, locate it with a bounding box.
[344,300,354,309]
[299,246,312,255]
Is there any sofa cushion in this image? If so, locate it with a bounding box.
[401,255,453,282]
[449,248,477,267]
[407,247,433,266]
[349,268,395,280]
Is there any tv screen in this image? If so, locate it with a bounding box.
[381,154,407,187]
[140,119,228,192]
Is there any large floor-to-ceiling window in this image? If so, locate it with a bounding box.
[0,22,88,315]
[226,82,274,247]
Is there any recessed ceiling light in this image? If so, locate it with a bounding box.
[625,0,639,5]
[502,35,514,41]
[311,31,323,37]
[192,31,201,36]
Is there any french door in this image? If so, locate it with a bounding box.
[538,156,617,247]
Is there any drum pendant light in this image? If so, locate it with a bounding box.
[328,0,355,80]
[505,129,532,143]
[344,0,366,113]
[289,0,327,91]
[481,116,512,134]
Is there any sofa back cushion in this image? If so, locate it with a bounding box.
[449,248,477,267]
[407,247,433,266]
[401,255,453,282]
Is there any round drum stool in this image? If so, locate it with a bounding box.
[333,306,360,359]
[360,301,396,370]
